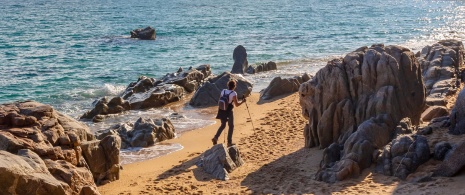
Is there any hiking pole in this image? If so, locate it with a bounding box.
[243,94,255,132]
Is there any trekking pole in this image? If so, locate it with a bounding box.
[243,95,255,132]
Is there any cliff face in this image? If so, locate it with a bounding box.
[299,44,426,182]
[0,101,121,194]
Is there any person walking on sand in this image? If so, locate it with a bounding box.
[212,80,246,147]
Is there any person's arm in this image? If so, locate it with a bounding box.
[232,94,246,107]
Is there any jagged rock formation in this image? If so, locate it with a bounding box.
[81,65,211,121]
[260,73,312,100]
[196,144,244,181]
[299,44,426,182]
[96,117,175,149]
[0,101,120,194]
[189,72,253,107]
[130,26,156,40]
[418,39,464,107]
[375,134,430,179]
[231,45,248,74]
[246,61,277,74]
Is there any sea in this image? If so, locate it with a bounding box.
[1,0,465,164]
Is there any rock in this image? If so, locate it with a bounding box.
[189,72,253,107]
[417,126,433,135]
[299,44,425,149]
[316,115,394,183]
[45,159,99,195]
[260,73,312,100]
[421,106,449,122]
[375,135,430,179]
[434,141,452,160]
[80,135,120,184]
[0,150,70,195]
[81,65,210,120]
[130,26,156,40]
[196,144,244,180]
[246,61,278,74]
[395,117,414,135]
[450,88,465,134]
[419,40,465,106]
[231,45,248,74]
[434,140,465,177]
[130,117,175,147]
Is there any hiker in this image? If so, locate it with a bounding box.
[212,80,246,147]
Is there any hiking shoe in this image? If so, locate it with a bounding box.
[212,138,217,145]
[227,143,236,147]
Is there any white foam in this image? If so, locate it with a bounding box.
[120,143,183,165]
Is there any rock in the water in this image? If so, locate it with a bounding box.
[130,26,156,40]
[434,140,465,177]
[231,45,248,74]
[196,144,245,180]
[189,72,253,107]
[246,61,278,74]
[260,73,312,100]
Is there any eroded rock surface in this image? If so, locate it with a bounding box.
[299,44,426,182]
[231,45,248,74]
[196,144,245,181]
[260,73,312,100]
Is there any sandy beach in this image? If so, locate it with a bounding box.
[96,92,465,195]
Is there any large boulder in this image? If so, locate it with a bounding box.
[81,135,120,185]
[196,144,244,181]
[418,40,464,106]
[260,73,312,100]
[0,150,71,195]
[300,44,426,182]
[375,134,430,179]
[130,26,156,40]
[231,45,248,74]
[189,72,253,107]
[0,101,119,193]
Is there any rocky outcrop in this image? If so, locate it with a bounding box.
[81,65,211,121]
[433,140,465,177]
[231,45,248,74]
[246,61,277,74]
[418,40,464,107]
[130,26,156,40]
[260,73,312,100]
[96,117,176,149]
[0,101,118,194]
[449,87,465,135]
[196,144,244,181]
[375,134,430,180]
[189,72,253,107]
[421,106,449,122]
[299,44,426,182]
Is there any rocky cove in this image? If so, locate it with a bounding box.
[2,40,465,194]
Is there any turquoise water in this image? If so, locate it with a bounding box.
[1,0,465,118]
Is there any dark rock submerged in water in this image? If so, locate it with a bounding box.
[231,45,248,74]
[96,117,176,149]
[130,26,156,40]
[189,72,253,107]
[0,101,120,194]
[246,61,278,74]
[260,73,312,100]
[299,44,426,183]
[81,65,211,121]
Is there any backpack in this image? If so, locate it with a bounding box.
[218,90,233,111]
